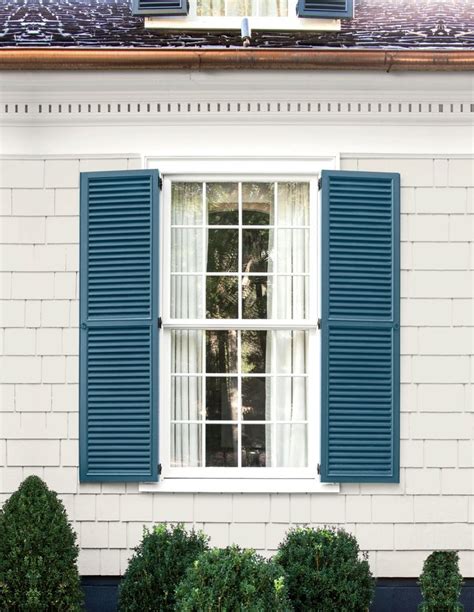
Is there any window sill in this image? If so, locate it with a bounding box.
[145,16,340,31]
[139,478,340,493]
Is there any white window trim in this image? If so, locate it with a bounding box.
[145,15,340,31]
[140,155,339,494]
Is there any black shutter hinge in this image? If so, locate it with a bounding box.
[158,177,163,190]
[317,318,322,330]
[158,317,162,328]
[317,463,321,475]
[158,463,162,475]
[318,177,322,190]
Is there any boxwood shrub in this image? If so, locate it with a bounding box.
[175,545,291,612]
[419,551,463,611]
[118,524,209,611]
[276,526,374,611]
[0,475,83,611]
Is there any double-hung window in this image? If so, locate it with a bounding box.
[163,177,318,483]
[79,157,400,491]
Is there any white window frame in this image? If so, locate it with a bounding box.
[140,155,339,494]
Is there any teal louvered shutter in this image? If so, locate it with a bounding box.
[80,170,159,482]
[320,170,400,483]
[132,0,188,15]
[297,0,353,18]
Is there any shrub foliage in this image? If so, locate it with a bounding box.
[419,551,463,611]
[276,526,374,611]
[118,524,209,611]
[175,545,291,612]
[0,475,83,611]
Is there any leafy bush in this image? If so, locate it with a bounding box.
[0,475,83,611]
[175,545,291,612]
[419,551,463,611]
[276,526,374,611]
[119,524,209,611]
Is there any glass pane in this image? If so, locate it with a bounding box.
[206,330,238,373]
[277,229,308,273]
[275,377,307,421]
[226,0,253,15]
[207,183,238,225]
[273,331,307,373]
[242,276,269,319]
[242,183,274,225]
[259,0,288,16]
[207,229,238,272]
[206,276,238,319]
[241,330,267,374]
[206,377,238,420]
[242,377,266,420]
[172,183,203,225]
[242,229,272,273]
[171,275,203,318]
[172,330,203,373]
[171,424,202,467]
[206,424,238,466]
[274,276,308,319]
[171,376,203,421]
[242,424,268,467]
[197,0,225,15]
[171,229,202,273]
[276,424,307,467]
[277,183,309,226]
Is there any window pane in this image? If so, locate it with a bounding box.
[275,377,307,421]
[276,424,307,467]
[206,330,238,373]
[273,331,307,374]
[207,229,238,272]
[242,276,269,319]
[277,183,309,226]
[274,276,308,319]
[172,376,203,421]
[172,183,202,225]
[277,229,308,273]
[242,424,268,467]
[259,0,288,16]
[242,229,272,273]
[171,229,202,273]
[207,183,238,225]
[206,276,238,319]
[242,183,274,225]
[206,377,238,420]
[206,424,238,466]
[196,0,225,15]
[242,377,266,420]
[171,424,202,467]
[171,276,203,318]
[241,330,267,373]
[172,330,203,373]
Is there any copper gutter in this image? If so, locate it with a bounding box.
[0,48,473,71]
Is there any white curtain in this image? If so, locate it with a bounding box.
[266,183,308,468]
[197,0,286,16]
[171,184,203,467]
[171,182,308,469]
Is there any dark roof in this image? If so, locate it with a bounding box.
[1,0,473,49]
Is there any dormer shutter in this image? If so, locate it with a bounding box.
[297,0,353,18]
[132,0,188,16]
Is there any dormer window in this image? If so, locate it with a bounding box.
[133,0,353,30]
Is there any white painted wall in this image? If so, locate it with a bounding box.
[0,71,473,578]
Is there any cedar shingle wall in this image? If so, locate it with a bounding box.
[0,154,473,577]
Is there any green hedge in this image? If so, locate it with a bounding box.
[175,545,291,612]
[419,551,463,611]
[0,475,83,611]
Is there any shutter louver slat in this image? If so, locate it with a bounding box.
[80,170,159,482]
[321,170,400,483]
[297,0,353,18]
[132,0,188,16]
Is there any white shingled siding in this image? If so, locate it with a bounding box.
[0,71,473,579]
